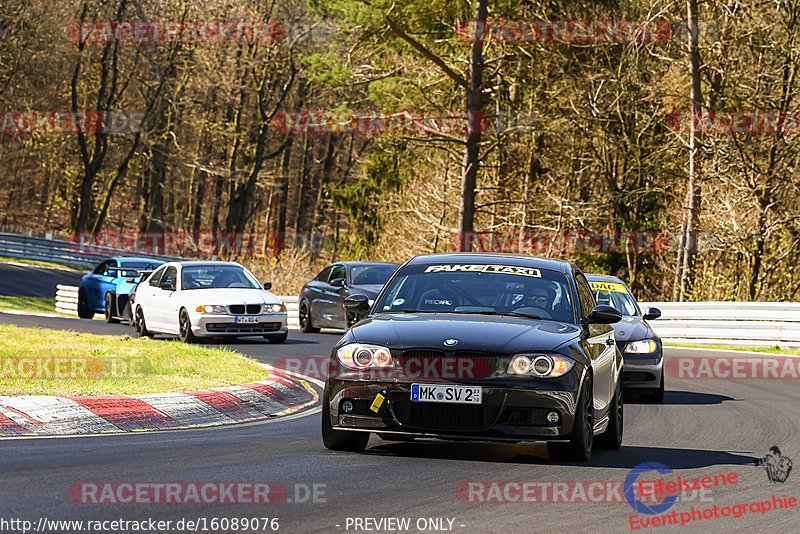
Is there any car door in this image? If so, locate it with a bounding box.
[306,266,333,325]
[321,263,348,327]
[137,265,167,331]
[575,272,616,419]
[87,259,117,309]
[316,263,347,328]
[153,265,180,334]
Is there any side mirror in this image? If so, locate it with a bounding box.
[643,307,661,320]
[330,277,346,288]
[587,304,622,324]
[344,294,370,327]
[263,281,272,290]
[104,269,118,277]
[160,280,176,291]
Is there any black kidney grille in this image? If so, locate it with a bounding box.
[246,304,261,314]
[229,304,245,314]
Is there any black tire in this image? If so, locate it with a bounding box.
[264,331,288,344]
[596,381,623,450]
[134,307,153,338]
[77,289,94,319]
[646,372,665,403]
[321,388,369,452]
[299,301,320,333]
[179,309,198,343]
[548,374,593,462]
[104,293,120,323]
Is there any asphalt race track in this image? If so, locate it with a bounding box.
[0,262,86,298]
[1,313,799,533]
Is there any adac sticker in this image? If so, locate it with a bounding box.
[589,281,628,294]
[370,393,385,413]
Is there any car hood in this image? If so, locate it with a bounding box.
[179,288,282,305]
[350,312,581,353]
[612,315,658,346]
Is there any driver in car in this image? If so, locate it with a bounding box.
[528,285,554,312]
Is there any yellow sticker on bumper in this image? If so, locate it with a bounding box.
[589,281,628,294]
[370,393,385,413]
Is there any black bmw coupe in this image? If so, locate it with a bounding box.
[322,253,624,461]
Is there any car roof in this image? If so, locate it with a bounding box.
[112,257,166,263]
[404,253,573,274]
[164,261,243,267]
[585,273,625,284]
[332,261,400,267]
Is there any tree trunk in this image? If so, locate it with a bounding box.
[457,0,488,251]
[678,0,703,301]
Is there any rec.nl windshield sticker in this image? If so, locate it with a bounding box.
[423,264,541,278]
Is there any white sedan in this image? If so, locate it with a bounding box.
[132,261,288,343]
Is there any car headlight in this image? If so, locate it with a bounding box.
[265,303,286,313]
[624,339,658,354]
[195,305,226,313]
[337,343,393,369]
[508,353,575,378]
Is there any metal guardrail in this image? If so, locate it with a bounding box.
[641,302,800,347]
[55,286,301,328]
[53,288,800,345]
[0,232,179,268]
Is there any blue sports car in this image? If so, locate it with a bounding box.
[77,257,165,322]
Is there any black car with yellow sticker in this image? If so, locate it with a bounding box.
[586,274,664,402]
[321,253,624,461]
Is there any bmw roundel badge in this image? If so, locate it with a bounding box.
[444,339,458,347]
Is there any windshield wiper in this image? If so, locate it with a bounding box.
[470,310,544,320]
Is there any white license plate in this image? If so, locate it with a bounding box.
[235,316,259,324]
[410,384,482,404]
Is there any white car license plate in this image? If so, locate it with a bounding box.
[235,316,259,324]
[410,384,482,404]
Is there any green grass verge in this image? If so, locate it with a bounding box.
[0,255,88,271]
[0,324,272,396]
[665,342,800,356]
[0,296,58,314]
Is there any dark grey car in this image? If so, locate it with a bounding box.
[586,274,664,402]
[298,262,399,332]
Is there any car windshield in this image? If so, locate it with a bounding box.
[374,263,575,323]
[120,261,161,270]
[591,287,640,316]
[181,265,261,290]
[350,265,397,285]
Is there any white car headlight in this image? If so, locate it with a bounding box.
[195,305,226,314]
[337,343,393,369]
[265,303,286,313]
[624,340,658,354]
[508,353,576,377]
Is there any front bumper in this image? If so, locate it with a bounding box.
[621,355,663,389]
[326,371,583,442]
[192,313,288,336]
